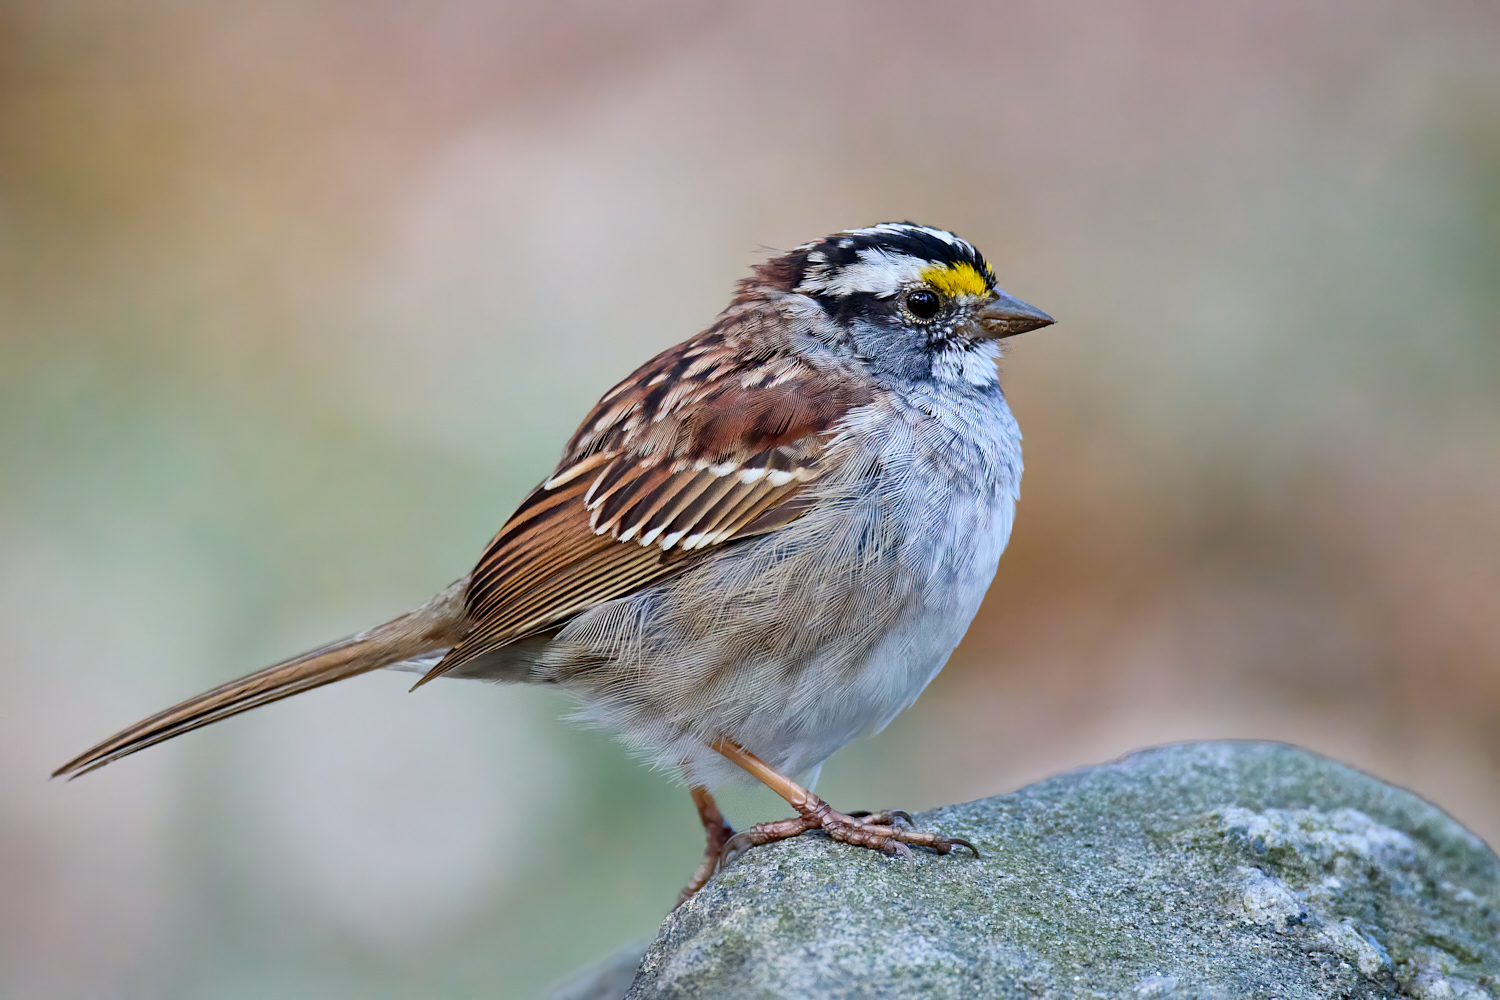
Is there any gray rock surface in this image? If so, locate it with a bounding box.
[614,742,1499,999]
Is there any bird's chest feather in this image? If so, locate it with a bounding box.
[836,380,1020,590]
[816,384,1021,709]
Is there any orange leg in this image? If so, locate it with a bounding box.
[675,785,736,908]
[709,738,978,865]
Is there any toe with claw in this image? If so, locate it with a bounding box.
[719,799,978,870]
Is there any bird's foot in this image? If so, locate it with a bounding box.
[719,799,976,868]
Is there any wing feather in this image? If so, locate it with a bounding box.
[418,318,875,685]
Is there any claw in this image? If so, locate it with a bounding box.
[848,808,914,828]
[948,836,980,858]
[718,831,758,871]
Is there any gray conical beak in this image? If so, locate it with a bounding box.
[978,291,1054,339]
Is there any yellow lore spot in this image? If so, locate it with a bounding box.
[918,261,993,299]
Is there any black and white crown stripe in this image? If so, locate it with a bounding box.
[792,223,994,298]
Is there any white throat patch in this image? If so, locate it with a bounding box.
[933,339,1002,387]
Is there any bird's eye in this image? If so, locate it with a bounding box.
[905,289,940,320]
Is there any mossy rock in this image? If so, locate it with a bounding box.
[609,742,1499,999]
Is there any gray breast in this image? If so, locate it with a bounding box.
[541,384,1022,788]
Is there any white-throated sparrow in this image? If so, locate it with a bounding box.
[56,223,1053,903]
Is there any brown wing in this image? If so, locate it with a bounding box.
[419,323,873,684]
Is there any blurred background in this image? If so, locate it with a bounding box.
[2,0,1498,996]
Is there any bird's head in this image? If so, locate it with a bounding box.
[748,222,1053,385]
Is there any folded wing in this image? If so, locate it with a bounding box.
[423,329,873,682]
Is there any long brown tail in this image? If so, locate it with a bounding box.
[54,579,470,779]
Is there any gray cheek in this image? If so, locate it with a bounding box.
[849,320,933,381]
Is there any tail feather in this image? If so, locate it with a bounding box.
[54,579,469,778]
